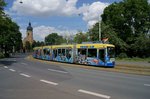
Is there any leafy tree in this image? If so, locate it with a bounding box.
[99,0,150,57]
[0,0,22,55]
[45,33,65,45]
[102,22,128,54]
[0,17,22,53]
[130,34,150,58]
[0,0,6,16]
[32,41,45,47]
[0,0,6,53]
[74,31,88,44]
[32,40,36,48]
[88,23,99,41]
[102,0,150,39]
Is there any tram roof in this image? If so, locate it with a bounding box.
[33,43,115,50]
[52,44,73,49]
[76,43,115,48]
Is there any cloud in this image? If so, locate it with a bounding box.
[11,0,78,16]
[11,0,109,27]
[21,25,78,41]
[80,2,109,28]
[62,0,78,16]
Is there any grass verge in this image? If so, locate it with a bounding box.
[116,57,150,62]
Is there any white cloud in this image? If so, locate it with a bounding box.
[11,0,109,27]
[148,0,150,3]
[87,20,98,28]
[21,25,78,41]
[62,0,78,16]
[11,0,78,16]
[80,2,109,28]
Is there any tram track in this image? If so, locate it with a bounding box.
[27,55,150,76]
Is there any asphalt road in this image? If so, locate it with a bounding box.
[0,53,150,99]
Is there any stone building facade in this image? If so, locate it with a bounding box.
[23,22,34,51]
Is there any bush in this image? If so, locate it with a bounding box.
[0,52,4,58]
[118,53,128,59]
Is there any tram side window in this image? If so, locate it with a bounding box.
[66,48,72,59]
[62,49,65,56]
[53,49,57,58]
[46,49,50,55]
[78,49,87,55]
[58,49,62,55]
[88,49,97,57]
[43,49,46,55]
[99,49,105,62]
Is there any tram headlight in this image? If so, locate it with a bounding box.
[110,58,115,62]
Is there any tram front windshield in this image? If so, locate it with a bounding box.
[107,47,115,58]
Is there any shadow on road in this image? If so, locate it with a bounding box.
[0,53,32,67]
[0,60,17,66]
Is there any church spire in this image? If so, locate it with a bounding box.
[29,22,31,26]
[27,22,33,31]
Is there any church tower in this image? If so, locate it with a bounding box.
[26,22,34,44]
[23,22,34,50]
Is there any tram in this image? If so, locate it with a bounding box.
[33,42,115,67]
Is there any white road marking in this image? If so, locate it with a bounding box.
[48,69,68,74]
[21,63,27,65]
[78,89,111,99]
[4,66,8,68]
[40,79,58,85]
[9,69,16,72]
[144,84,150,87]
[20,73,31,78]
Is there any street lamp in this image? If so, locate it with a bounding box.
[99,15,101,42]
[19,0,23,4]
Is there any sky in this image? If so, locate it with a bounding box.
[3,0,136,41]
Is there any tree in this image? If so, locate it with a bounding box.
[88,23,99,41]
[130,34,150,58]
[0,0,22,55]
[100,0,150,57]
[102,0,150,40]
[74,31,88,44]
[0,0,6,53]
[32,41,45,47]
[0,17,22,53]
[0,0,6,16]
[45,33,65,45]
[101,22,128,54]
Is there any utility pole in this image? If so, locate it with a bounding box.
[99,15,101,42]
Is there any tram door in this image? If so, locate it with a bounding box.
[99,49,105,62]
[53,49,57,58]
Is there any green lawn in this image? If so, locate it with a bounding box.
[116,57,150,62]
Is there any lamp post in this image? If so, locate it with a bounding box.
[99,15,101,42]
[19,0,23,4]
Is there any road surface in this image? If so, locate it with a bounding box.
[0,54,150,99]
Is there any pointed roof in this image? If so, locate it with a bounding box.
[27,22,33,31]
